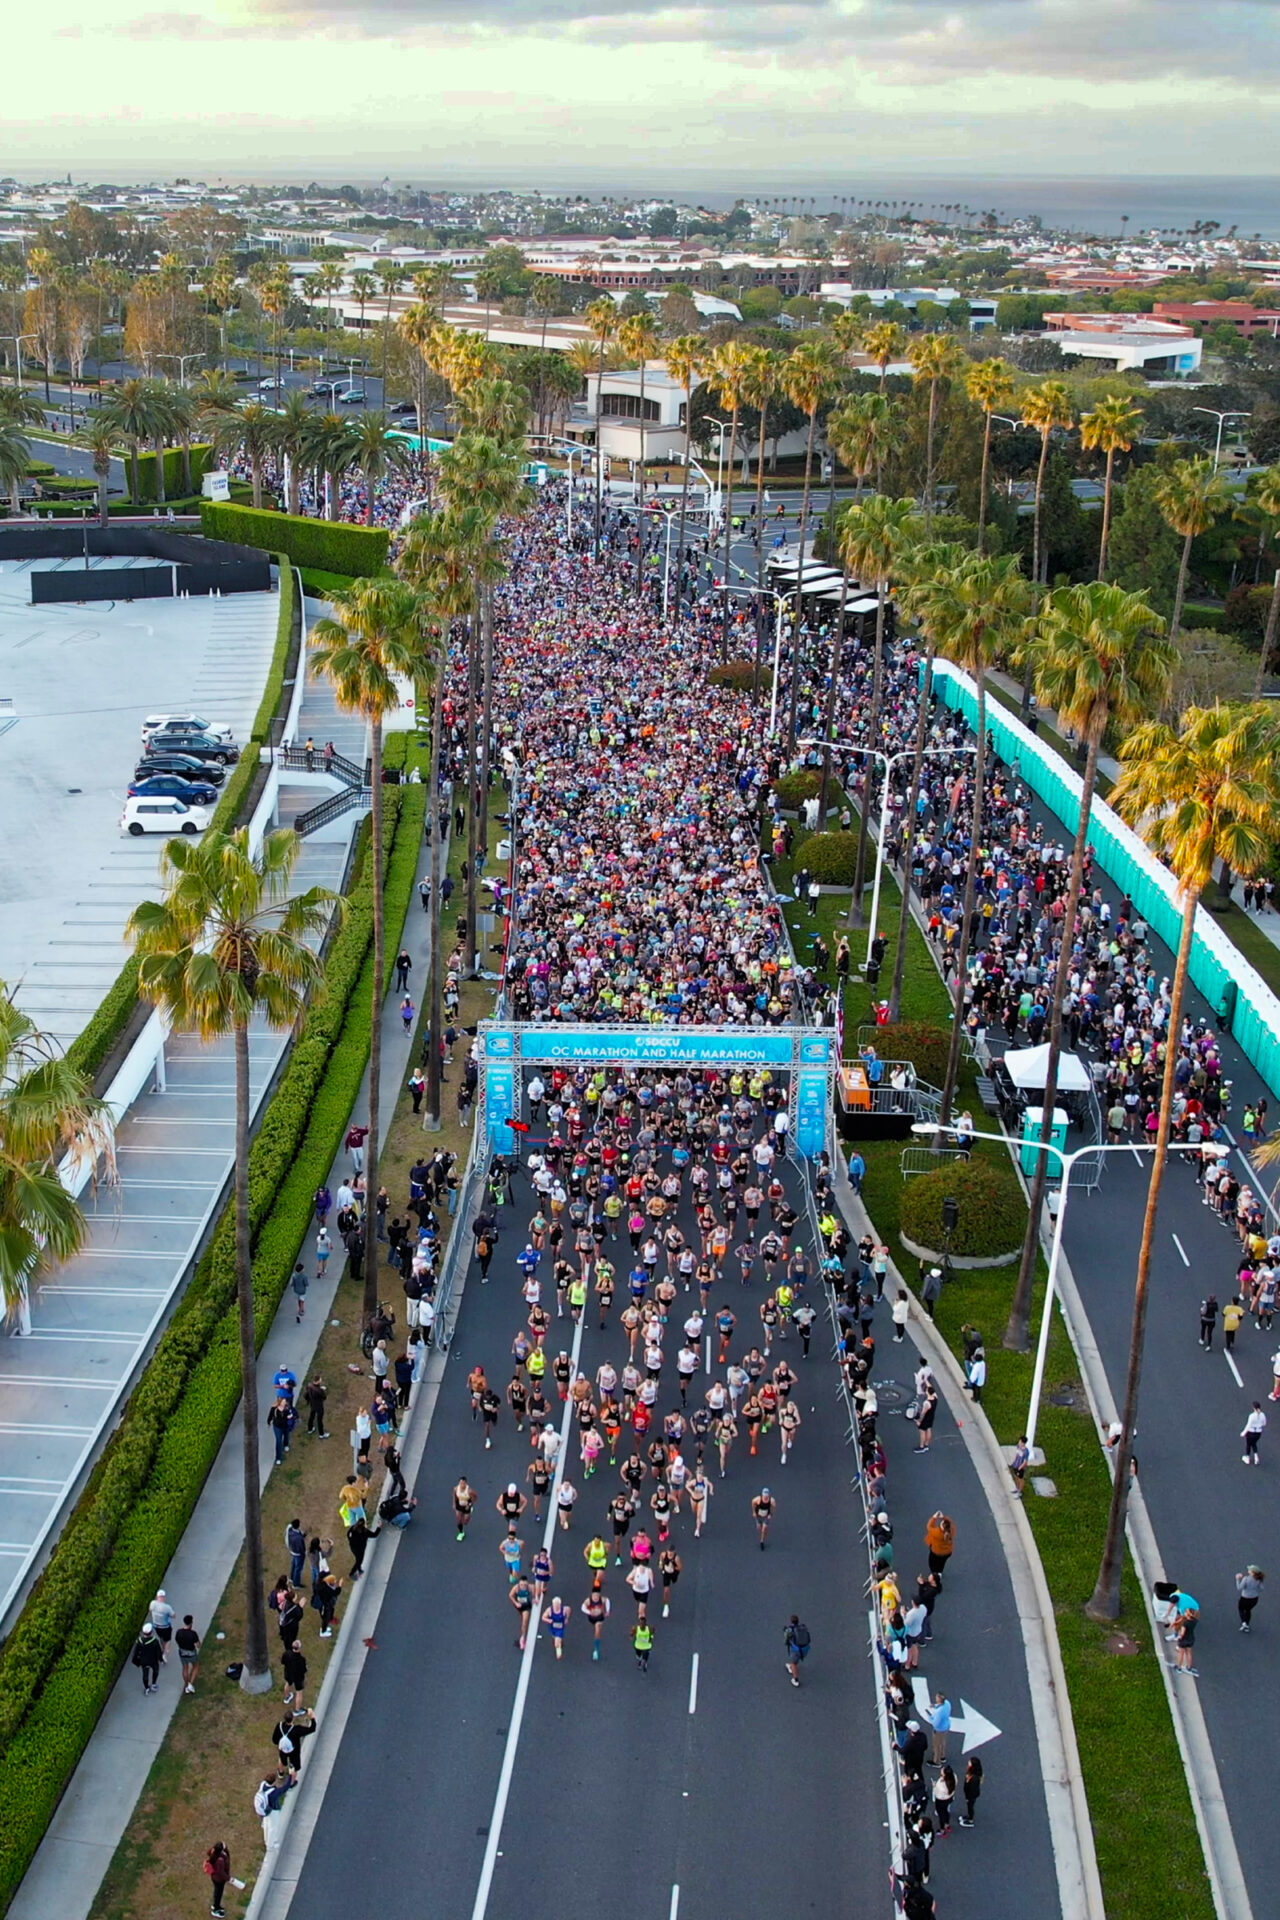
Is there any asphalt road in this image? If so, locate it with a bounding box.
[281,1128,1058,1920]
[973,726,1280,1914]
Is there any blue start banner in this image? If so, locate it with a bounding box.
[486,1026,801,1068]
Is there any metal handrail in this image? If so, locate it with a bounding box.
[294,785,371,837]
[277,742,367,787]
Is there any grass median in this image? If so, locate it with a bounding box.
[773,843,1214,1920]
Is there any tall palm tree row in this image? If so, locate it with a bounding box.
[707,339,754,649]
[1154,455,1233,641]
[311,580,432,1326]
[908,332,964,529]
[618,310,660,514]
[128,829,340,1689]
[1003,584,1176,1352]
[1088,703,1280,1620]
[964,357,1014,555]
[584,297,618,559]
[833,496,918,907]
[740,345,781,695]
[662,333,708,620]
[781,336,841,742]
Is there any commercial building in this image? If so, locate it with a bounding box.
[1152,299,1280,338]
[1041,312,1202,375]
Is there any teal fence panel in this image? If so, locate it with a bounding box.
[932,661,1280,1102]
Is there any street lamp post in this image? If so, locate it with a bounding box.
[910,1122,1200,1451]
[798,739,977,964]
[158,352,202,387]
[719,582,790,730]
[1,332,38,393]
[1192,406,1250,471]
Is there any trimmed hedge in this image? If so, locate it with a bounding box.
[200,501,389,578]
[801,830,858,885]
[866,1021,952,1088]
[131,444,213,505]
[773,769,823,810]
[0,783,425,1909]
[899,1158,1027,1261]
[249,555,296,745]
[299,566,359,598]
[63,957,141,1085]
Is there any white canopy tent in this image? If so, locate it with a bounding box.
[1002,1044,1092,1093]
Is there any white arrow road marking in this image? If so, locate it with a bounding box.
[911,1675,1002,1754]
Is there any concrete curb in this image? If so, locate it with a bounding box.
[835,1155,1105,1920]
[1050,1238,1253,1920]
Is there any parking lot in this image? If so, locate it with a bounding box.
[0,562,280,1053]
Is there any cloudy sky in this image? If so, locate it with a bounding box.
[9,1,1280,183]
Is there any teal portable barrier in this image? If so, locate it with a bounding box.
[931,660,1280,1101]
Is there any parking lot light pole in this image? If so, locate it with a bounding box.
[1,332,37,392]
[910,1122,1201,1452]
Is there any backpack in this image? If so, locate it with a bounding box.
[253,1784,273,1818]
[791,1622,811,1652]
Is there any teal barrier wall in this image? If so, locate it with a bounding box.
[932,661,1280,1101]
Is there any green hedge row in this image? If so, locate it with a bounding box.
[0,784,425,1911]
[131,444,213,505]
[865,1021,953,1088]
[63,957,141,1086]
[799,830,858,885]
[248,555,295,746]
[200,501,389,577]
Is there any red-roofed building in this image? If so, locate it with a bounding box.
[1153,300,1280,338]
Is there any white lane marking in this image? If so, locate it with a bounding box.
[689,1651,699,1715]
[1226,1351,1244,1389]
[705,1333,711,1372]
[1172,1234,1190,1268]
[470,1309,585,1920]
[670,1890,680,1920]
[1130,1146,1143,1166]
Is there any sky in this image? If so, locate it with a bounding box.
[8,1,1280,185]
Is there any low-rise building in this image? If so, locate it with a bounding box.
[1041,311,1202,375]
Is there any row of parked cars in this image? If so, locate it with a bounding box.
[120,715,241,836]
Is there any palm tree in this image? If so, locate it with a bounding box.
[833,496,918,904]
[1087,703,1280,1620]
[910,551,1032,1120]
[271,390,313,516]
[862,319,908,393]
[826,391,895,502]
[909,332,965,527]
[0,984,111,1329]
[397,517,474,1125]
[88,422,113,526]
[164,385,199,497]
[349,268,378,369]
[1154,455,1232,640]
[377,264,410,389]
[619,311,661,511]
[888,539,969,1020]
[192,366,242,425]
[781,336,842,741]
[311,580,432,1320]
[475,266,505,340]
[258,268,291,407]
[98,377,164,507]
[350,411,410,524]
[707,339,754,645]
[128,828,340,1689]
[306,411,361,521]
[530,276,562,435]
[663,333,708,620]
[0,421,31,517]
[1080,394,1142,578]
[584,297,619,558]
[1003,584,1175,1351]
[741,345,781,693]
[964,358,1015,555]
[1020,379,1075,589]
[208,401,279,512]
[1248,466,1280,694]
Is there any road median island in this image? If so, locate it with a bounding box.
[0,784,425,1914]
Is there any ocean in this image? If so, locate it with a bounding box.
[460,173,1280,245]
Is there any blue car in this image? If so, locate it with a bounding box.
[128,773,219,806]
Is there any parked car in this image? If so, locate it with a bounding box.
[387,399,417,419]
[143,732,239,766]
[308,378,344,397]
[121,796,209,836]
[337,387,366,406]
[140,713,234,744]
[128,773,220,806]
[134,751,227,787]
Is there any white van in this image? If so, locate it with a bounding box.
[121,796,210,837]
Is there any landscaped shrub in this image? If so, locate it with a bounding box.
[899,1158,1027,1260]
[865,1021,952,1088]
[1222,583,1272,648]
[131,444,212,504]
[64,957,141,1085]
[772,769,823,810]
[708,659,763,691]
[801,830,858,885]
[200,501,389,578]
[0,787,425,1908]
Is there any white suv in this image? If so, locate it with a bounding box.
[121,796,210,837]
[140,714,234,744]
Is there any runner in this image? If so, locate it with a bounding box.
[509,1574,534,1649]
[542,1595,570,1660]
[752,1486,777,1550]
[452,1476,476,1543]
[582,1582,611,1660]
[659,1546,683,1617]
[687,1467,714,1537]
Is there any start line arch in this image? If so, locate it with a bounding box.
[479,1023,834,1160]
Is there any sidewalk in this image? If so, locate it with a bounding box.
[8,807,436,1920]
